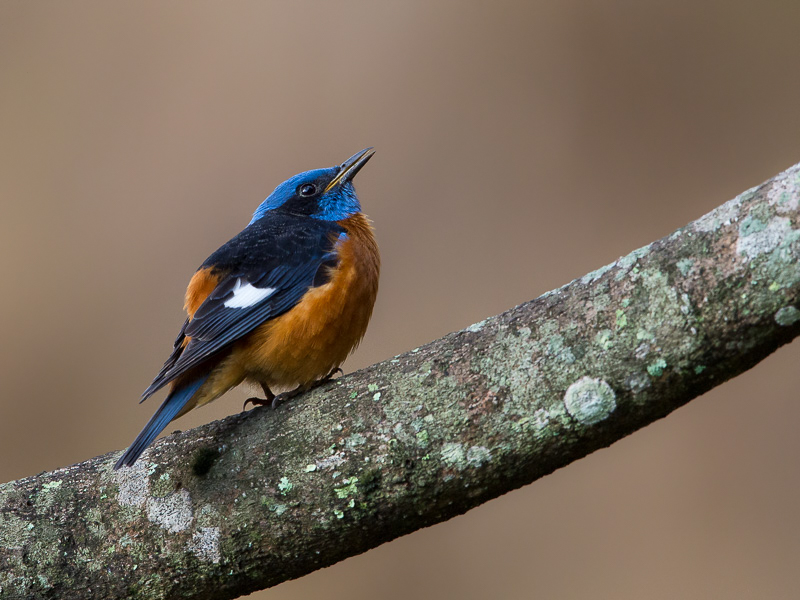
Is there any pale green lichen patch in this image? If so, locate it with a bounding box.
[547,334,575,364]
[767,164,800,214]
[636,328,655,342]
[345,433,367,450]
[151,472,173,498]
[634,269,698,363]
[0,512,34,549]
[34,476,74,510]
[86,507,106,538]
[595,329,614,350]
[539,320,558,337]
[379,372,462,448]
[195,503,221,527]
[416,430,430,447]
[615,309,627,330]
[277,477,293,495]
[581,262,614,284]
[466,446,491,468]
[755,228,800,290]
[737,216,792,258]
[533,408,550,427]
[466,318,489,332]
[563,377,616,425]
[647,358,668,377]
[693,190,746,233]
[41,480,62,492]
[615,246,652,280]
[739,214,767,237]
[375,364,472,464]
[334,477,358,499]
[625,372,651,393]
[440,442,466,470]
[115,461,151,508]
[676,258,695,276]
[146,488,193,533]
[592,291,611,311]
[775,306,800,326]
[187,527,221,563]
[476,323,536,400]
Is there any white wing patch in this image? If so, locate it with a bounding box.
[223,279,276,309]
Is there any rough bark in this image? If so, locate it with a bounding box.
[2,162,800,600]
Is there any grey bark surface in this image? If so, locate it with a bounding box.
[2,162,800,600]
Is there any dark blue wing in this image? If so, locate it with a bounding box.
[141,213,344,400]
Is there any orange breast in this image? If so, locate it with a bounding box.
[233,212,380,388]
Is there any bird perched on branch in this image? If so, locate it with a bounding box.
[115,148,380,469]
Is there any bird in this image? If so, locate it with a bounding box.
[114,148,380,470]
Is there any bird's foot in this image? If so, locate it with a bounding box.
[270,385,307,409]
[243,383,276,411]
[321,367,344,383]
[243,396,270,411]
[248,370,343,411]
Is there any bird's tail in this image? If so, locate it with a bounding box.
[114,375,208,470]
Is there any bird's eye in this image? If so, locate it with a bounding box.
[299,183,317,197]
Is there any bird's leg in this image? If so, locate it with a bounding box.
[321,367,344,382]
[269,368,344,409]
[243,383,276,411]
[270,383,310,409]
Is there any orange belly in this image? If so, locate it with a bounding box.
[230,212,380,389]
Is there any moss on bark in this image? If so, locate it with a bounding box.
[2,163,800,600]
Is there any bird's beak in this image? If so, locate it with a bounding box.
[325,147,375,192]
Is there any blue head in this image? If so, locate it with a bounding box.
[250,147,374,224]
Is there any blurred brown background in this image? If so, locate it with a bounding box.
[2,2,800,598]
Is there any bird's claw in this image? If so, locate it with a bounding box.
[243,397,270,411]
[271,393,288,409]
[322,367,344,382]
[270,386,306,409]
[243,369,342,412]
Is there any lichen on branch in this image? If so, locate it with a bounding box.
[2,163,800,600]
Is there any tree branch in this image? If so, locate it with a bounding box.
[2,163,800,600]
